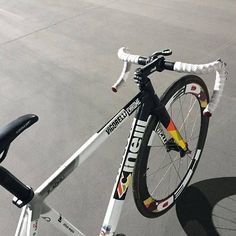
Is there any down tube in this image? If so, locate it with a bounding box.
[35,93,143,200]
[99,103,151,236]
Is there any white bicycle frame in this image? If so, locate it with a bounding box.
[15,94,145,236]
[6,47,226,236]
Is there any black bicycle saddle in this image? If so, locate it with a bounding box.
[0,114,38,162]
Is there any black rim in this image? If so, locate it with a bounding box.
[133,75,210,217]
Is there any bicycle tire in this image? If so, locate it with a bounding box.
[132,75,210,218]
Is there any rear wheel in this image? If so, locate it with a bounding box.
[132,75,210,218]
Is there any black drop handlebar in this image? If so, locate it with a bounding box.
[135,56,175,79]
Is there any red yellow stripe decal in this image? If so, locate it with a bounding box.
[167,120,187,151]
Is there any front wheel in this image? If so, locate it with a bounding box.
[132,75,210,218]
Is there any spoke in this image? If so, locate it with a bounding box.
[176,154,182,188]
[213,214,236,225]
[229,197,236,202]
[150,153,181,195]
[186,154,189,170]
[179,98,197,134]
[146,146,169,183]
[150,163,173,195]
[186,153,194,161]
[168,152,182,181]
[215,227,236,232]
[217,204,236,214]
[188,135,199,142]
[147,160,177,177]
[146,153,180,177]
[149,145,164,148]
[147,146,167,182]
[188,106,200,142]
[167,160,172,196]
[178,97,188,140]
[173,94,187,123]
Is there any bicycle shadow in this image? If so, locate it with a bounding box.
[176,177,236,236]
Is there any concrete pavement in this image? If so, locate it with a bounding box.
[0,1,235,235]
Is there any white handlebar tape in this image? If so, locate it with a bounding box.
[174,60,227,115]
[114,47,227,116]
[118,47,140,64]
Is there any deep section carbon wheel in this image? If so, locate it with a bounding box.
[132,75,210,218]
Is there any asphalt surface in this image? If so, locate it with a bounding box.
[0,1,235,235]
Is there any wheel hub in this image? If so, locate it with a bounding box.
[166,138,191,157]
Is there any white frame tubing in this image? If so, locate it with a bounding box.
[40,203,85,236]
[15,202,85,236]
[15,205,34,236]
[15,95,143,236]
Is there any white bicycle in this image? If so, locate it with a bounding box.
[0,47,226,236]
